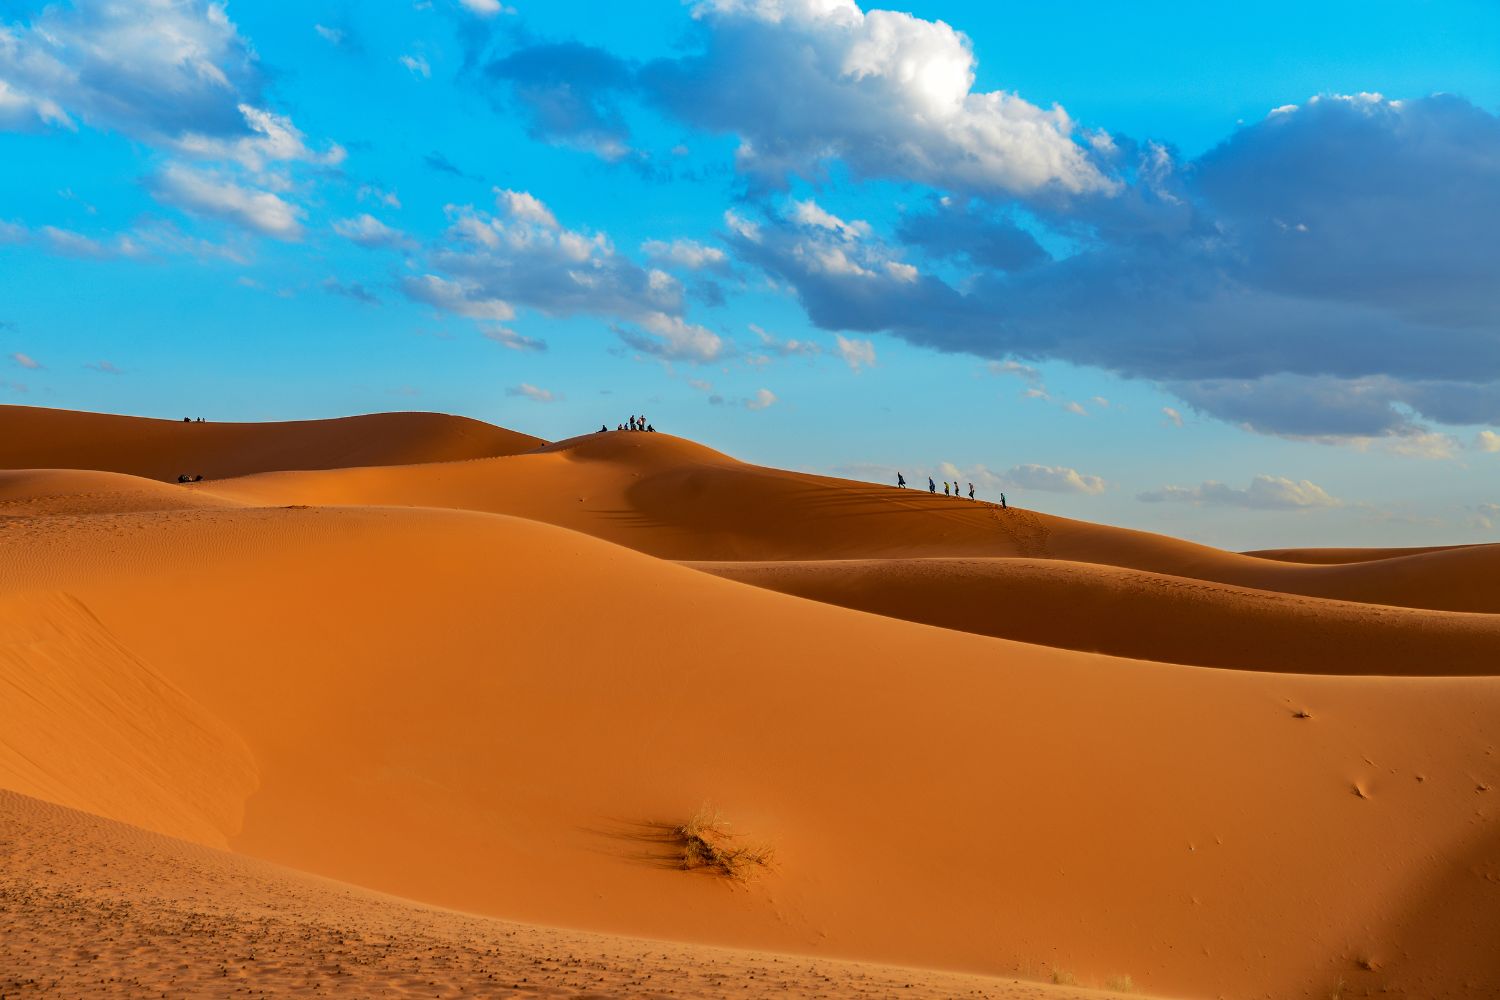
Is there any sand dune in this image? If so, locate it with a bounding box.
[691,556,1500,674]
[0,467,244,517]
[210,429,1500,612]
[0,404,543,482]
[2,407,1498,999]
[3,502,1498,997]
[0,789,1107,999]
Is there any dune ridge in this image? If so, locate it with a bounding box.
[0,404,544,482]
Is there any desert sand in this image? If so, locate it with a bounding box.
[1,404,1497,999]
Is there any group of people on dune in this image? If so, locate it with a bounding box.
[602,415,655,433]
[895,472,1006,508]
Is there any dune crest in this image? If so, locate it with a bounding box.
[0,404,544,482]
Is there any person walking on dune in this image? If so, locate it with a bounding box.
[943,481,951,496]
[897,473,906,488]
[928,476,936,493]
[968,482,975,500]
[1000,492,1007,509]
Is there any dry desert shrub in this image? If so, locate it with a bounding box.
[1050,968,1078,986]
[1105,972,1136,993]
[674,805,773,880]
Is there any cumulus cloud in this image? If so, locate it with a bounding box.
[619,312,727,363]
[1476,430,1500,453]
[150,163,303,239]
[1000,463,1106,494]
[0,0,261,138]
[402,273,515,321]
[642,238,729,272]
[745,387,777,410]
[0,3,340,241]
[333,214,414,250]
[459,0,512,16]
[833,334,875,371]
[638,0,1113,196]
[750,323,821,359]
[719,94,1500,444]
[484,327,547,352]
[404,189,721,358]
[1138,475,1342,510]
[505,382,558,402]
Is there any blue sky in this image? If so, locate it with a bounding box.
[2,0,1499,549]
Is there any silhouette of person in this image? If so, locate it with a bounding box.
[968,483,975,500]
[943,481,951,495]
[928,477,936,493]
[628,416,636,431]
[646,424,655,432]
[897,473,906,488]
[1000,492,1007,509]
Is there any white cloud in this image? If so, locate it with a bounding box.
[1477,430,1500,453]
[400,54,432,79]
[173,104,344,172]
[642,238,729,271]
[649,0,1115,198]
[505,382,558,402]
[833,334,876,372]
[1162,406,1184,428]
[745,387,777,410]
[150,163,303,240]
[1001,463,1106,495]
[333,214,414,250]
[459,0,512,15]
[751,323,821,358]
[483,327,547,352]
[621,312,727,363]
[791,199,871,240]
[402,273,515,321]
[496,189,558,228]
[1138,475,1342,510]
[358,185,402,209]
[314,24,345,45]
[1063,400,1087,416]
[10,352,40,370]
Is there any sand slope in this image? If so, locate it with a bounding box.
[0,789,1111,999]
[209,430,1500,613]
[691,557,1500,674]
[0,591,256,846]
[0,405,544,482]
[3,503,1498,998]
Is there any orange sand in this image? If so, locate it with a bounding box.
[1,405,1497,1000]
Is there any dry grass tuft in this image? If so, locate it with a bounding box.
[1105,972,1136,993]
[674,806,773,881]
[1050,968,1078,986]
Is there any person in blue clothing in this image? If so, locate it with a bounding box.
[897,472,906,488]
[928,476,936,493]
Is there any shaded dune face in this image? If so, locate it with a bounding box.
[0,405,1498,1000]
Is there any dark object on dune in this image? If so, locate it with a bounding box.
[177,474,205,484]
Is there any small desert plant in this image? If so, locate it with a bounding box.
[1050,968,1078,986]
[1329,975,1346,1000]
[674,805,773,880]
[1105,973,1136,993]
